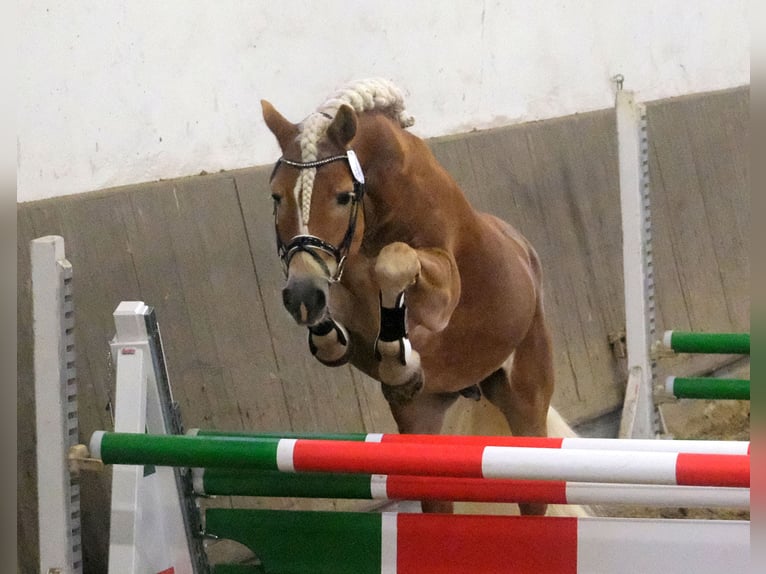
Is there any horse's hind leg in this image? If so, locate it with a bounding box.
[479,309,554,515]
[388,391,459,513]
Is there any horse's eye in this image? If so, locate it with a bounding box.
[336,192,354,206]
[271,193,282,205]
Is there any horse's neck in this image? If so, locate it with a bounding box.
[353,112,409,178]
[355,113,473,250]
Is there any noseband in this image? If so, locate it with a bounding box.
[270,150,366,282]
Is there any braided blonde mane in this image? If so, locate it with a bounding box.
[295,78,415,225]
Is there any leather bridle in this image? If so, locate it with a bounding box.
[270,150,365,282]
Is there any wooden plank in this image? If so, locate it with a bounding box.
[647,89,750,383]
[348,368,398,435]
[677,91,749,328]
[648,105,731,331]
[110,180,218,429]
[121,174,293,432]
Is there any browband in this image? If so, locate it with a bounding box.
[270,151,365,185]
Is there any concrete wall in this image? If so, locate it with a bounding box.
[18,0,749,202]
[18,87,749,572]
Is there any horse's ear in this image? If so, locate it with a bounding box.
[261,100,298,150]
[326,104,357,147]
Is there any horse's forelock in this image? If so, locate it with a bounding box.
[295,79,415,225]
[293,112,328,225]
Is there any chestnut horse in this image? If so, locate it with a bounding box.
[262,79,555,515]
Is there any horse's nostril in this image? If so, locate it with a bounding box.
[310,289,326,312]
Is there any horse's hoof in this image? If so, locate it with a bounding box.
[308,320,351,366]
[381,371,424,405]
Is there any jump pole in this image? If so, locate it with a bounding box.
[190,428,751,455]
[88,432,750,488]
[193,467,750,508]
[662,330,750,355]
[666,376,750,400]
[660,330,750,400]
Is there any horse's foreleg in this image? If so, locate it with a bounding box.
[376,243,461,331]
[373,242,460,399]
[479,308,555,516]
[307,318,351,367]
[388,391,459,513]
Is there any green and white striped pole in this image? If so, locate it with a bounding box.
[192,467,749,508]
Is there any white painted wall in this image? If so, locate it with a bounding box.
[18,0,749,203]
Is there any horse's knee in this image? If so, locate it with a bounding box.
[374,242,420,305]
[308,319,350,367]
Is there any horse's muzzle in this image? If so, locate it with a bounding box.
[282,277,328,326]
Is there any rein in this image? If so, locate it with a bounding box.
[271,150,366,282]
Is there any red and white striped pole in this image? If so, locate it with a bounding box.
[92,432,750,488]
[280,439,749,487]
[193,428,750,455]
